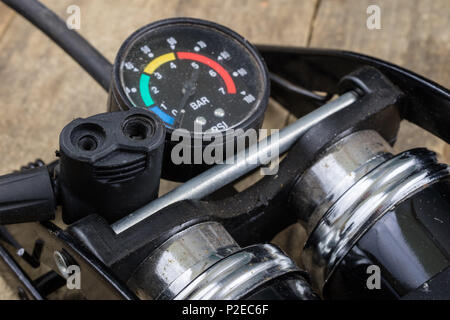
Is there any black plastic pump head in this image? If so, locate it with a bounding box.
[58,109,166,224]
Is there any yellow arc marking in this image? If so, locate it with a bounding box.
[144,52,176,74]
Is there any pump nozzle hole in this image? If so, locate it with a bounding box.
[122,116,155,141]
[78,135,98,151]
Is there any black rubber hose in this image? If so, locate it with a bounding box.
[1,0,112,91]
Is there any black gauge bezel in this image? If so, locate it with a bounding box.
[111,17,270,140]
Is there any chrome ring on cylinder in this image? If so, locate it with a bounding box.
[127,221,240,300]
[175,244,301,300]
[301,148,450,294]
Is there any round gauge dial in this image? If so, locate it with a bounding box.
[111,18,269,135]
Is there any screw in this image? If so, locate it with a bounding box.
[214,108,225,118]
[195,116,207,126]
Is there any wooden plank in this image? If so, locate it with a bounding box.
[0,267,16,300]
[175,0,317,46]
[309,0,450,161]
[310,0,450,85]
[0,3,15,41]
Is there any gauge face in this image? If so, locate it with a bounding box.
[116,19,269,135]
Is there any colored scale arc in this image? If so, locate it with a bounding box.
[138,52,237,126]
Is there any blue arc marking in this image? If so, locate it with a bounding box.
[149,106,175,125]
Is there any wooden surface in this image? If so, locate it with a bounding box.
[309,0,450,158]
[0,0,448,299]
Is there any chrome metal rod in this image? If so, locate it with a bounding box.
[112,91,358,233]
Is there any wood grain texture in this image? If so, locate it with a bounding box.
[310,0,450,85]
[0,3,14,39]
[309,0,450,160]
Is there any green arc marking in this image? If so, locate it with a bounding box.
[139,74,154,106]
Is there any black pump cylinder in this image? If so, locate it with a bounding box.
[324,179,450,299]
[58,109,165,224]
[245,274,319,300]
[290,130,450,299]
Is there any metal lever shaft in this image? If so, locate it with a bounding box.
[112,91,358,233]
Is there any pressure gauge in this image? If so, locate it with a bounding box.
[109,18,270,180]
